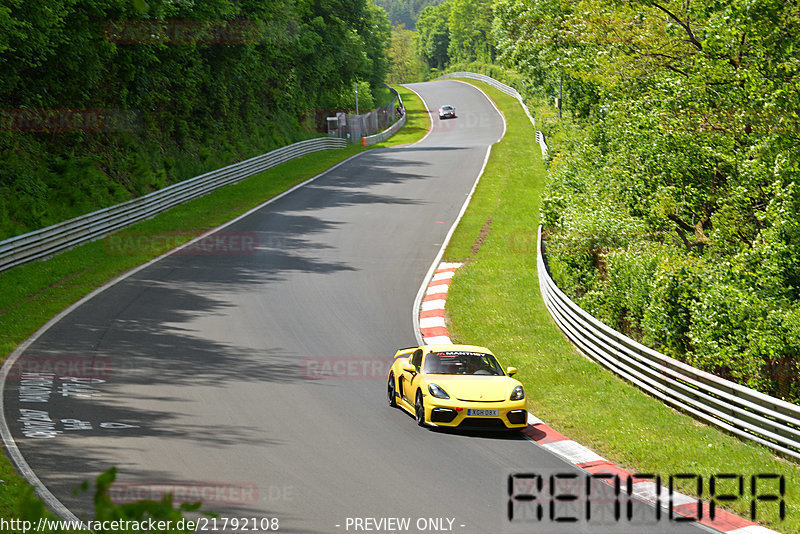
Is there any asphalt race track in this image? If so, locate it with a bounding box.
[2,81,707,533]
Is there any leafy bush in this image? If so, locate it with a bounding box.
[641,255,706,357]
[490,0,800,402]
[16,467,205,533]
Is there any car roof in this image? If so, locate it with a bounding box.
[441,104,454,108]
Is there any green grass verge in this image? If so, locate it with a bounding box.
[374,85,429,148]
[0,85,428,520]
[443,79,800,533]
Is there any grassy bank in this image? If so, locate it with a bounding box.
[378,87,429,146]
[442,79,799,533]
[0,85,428,521]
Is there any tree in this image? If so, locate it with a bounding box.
[447,0,494,64]
[357,2,393,91]
[524,0,800,400]
[0,0,393,238]
[373,0,448,30]
[388,24,424,82]
[416,3,450,70]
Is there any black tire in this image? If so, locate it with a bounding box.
[415,391,426,426]
[387,373,397,407]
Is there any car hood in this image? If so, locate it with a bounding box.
[426,375,519,402]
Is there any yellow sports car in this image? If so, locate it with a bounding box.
[387,344,527,430]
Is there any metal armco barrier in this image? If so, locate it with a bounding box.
[362,113,407,146]
[448,71,800,458]
[437,71,536,129]
[535,131,548,157]
[362,87,406,147]
[0,137,346,272]
[537,225,800,459]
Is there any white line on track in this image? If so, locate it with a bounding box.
[410,79,775,534]
[408,79,505,346]
[0,148,375,522]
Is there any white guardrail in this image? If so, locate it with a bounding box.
[0,137,346,272]
[538,225,800,459]
[438,71,536,129]
[535,131,548,158]
[438,72,547,157]
[442,71,800,458]
[362,89,407,147]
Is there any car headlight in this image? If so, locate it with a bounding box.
[428,383,450,399]
[510,385,525,400]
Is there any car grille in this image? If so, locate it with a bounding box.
[431,408,458,423]
[506,410,527,425]
[457,418,507,430]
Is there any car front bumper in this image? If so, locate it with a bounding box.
[423,396,527,430]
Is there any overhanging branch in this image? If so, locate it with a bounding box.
[650,2,703,51]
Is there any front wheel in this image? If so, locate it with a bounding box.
[415,391,426,427]
[387,373,397,407]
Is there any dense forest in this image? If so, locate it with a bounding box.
[384,0,500,79]
[387,0,800,402]
[4,0,799,402]
[509,0,800,403]
[373,0,445,29]
[0,0,390,239]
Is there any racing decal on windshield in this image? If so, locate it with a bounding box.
[438,351,487,357]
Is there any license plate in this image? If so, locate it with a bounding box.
[467,409,499,417]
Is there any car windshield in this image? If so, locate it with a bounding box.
[442,106,453,110]
[423,351,504,376]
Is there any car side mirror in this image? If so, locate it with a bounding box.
[507,367,517,376]
[402,362,416,374]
